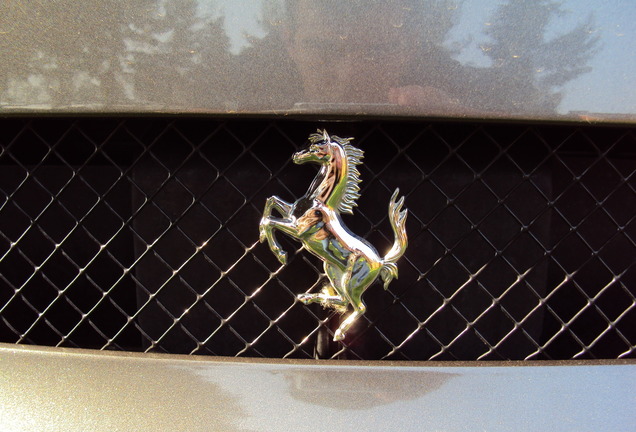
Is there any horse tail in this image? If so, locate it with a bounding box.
[380,189,408,290]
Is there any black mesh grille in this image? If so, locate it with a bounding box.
[1,118,634,360]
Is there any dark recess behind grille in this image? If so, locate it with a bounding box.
[0,118,634,360]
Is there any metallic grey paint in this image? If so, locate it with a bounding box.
[1,344,634,431]
[0,1,634,122]
[1,2,634,430]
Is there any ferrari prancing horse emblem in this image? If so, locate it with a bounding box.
[259,130,408,341]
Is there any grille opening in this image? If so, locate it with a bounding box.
[0,118,634,360]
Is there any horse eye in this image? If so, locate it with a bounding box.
[314,210,321,218]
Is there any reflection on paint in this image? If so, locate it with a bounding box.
[0,1,634,120]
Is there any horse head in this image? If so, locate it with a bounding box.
[292,130,340,165]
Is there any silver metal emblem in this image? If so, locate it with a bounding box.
[259,130,408,341]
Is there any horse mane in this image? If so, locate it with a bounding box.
[309,130,364,215]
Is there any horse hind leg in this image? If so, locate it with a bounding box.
[298,285,347,313]
[333,299,366,341]
[334,255,367,341]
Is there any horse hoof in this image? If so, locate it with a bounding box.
[297,293,313,304]
[277,252,288,265]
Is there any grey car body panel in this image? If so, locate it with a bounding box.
[1,344,634,432]
[0,1,634,123]
[1,2,635,431]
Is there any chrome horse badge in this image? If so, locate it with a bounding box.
[259,130,408,341]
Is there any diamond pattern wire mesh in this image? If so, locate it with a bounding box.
[0,118,634,360]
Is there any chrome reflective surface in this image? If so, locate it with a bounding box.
[0,1,634,122]
[1,343,634,432]
[260,130,407,341]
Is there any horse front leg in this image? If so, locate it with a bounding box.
[264,196,293,218]
[259,217,299,265]
[260,196,295,263]
[259,196,292,242]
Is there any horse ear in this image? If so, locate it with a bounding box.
[322,129,330,142]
